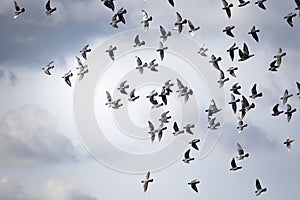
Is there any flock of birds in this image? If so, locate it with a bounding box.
[12,0,300,197]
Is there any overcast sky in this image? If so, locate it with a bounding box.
[0,0,300,199]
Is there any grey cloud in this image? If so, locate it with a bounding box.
[0,177,30,200]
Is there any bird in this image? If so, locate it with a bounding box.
[255,0,267,10]
[135,56,148,74]
[61,70,73,87]
[116,7,127,24]
[248,26,260,42]
[208,117,220,130]
[133,35,145,47]
[223,25,235,37]
[156,42,168,61]
[141,171,153,192]
[268,59,279,71]
[188,179,200,193]
[294,0,300,16]
[230,158,242,171]
[80,44,91,60]
[148,121,157,143]
[205,99,222,120]
[209,55,222,70]
[173,12,187,33]
[274,48,286,67]
[168,0,175,7]
[182,149,195,164]
[238,0,250,7]
[75,56,88,72]
[237,117,248,133]
[162,79,174,95]
[128,89,140,102]
[284,13,297,27]
[77,68,88,82]
[187,20,200,36]
[238,43,254,61]
[285,104,297,123]
[13,1,25,19]
[271,104,284,116]
[146,90,163,109]
[141,10,153,32]
[157,124,167,142]
[105,91,122,109]
[117,80,129,95]
[159,92,168,105]
[280,89,293,105]
[197,44,208,57]
[228,94,240,114]
[42,61,54,75]
[189,139,200,150]
[296,82,300,98]
[105,45,117,61]
[217,70,230,88]
[45,0,56,16]
[249,83,263,99]
[148,59,159,72]
[101,0,114,11]
[236,143,249,160]
[176,79,193,102]
[227,43,238,61]
[183,124,195,135]
[172,122,184,136]
[159,25,172,42]
[159,111,171,124]
[221,0,233,18]
[240,95,255,119]
[284,135,294,151]
[230,83,241,95]
[227,66,238,77]
[110,13,121,28]
[255,179,267,196]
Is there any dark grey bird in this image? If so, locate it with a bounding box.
[274,48,286,67]
[116,7,127,24]
[146,90,163,109]
[176,79,193,103]
[237,117,248,133]
[62,70,73,87]
[230,158,242,171]
[205,99,222,120]
[80,44,91,60]
[162,79,174,95]
[159,25,172,42]
[135,56,148,74]
[240,95,255,119]
[222,0,233,18]
[159,92,168,105]
[141,171,153,192]
[159,111,171,124]
[208,117,220,130]
[110,13,121,28]
[173,12,187,33]
[228,94,240,114]
[268,60,279,71]
[284,13,297,27]
[189,139,200,150]
[227,43,238,61]
[182,149,195,164]
[255,179,267,196]
[197,44,208,57]
[157,124,167,142]
[217,70,230,88]
[188,179,200,193]
[45,0,56,16]
[280,89,293,105]
[285,104,297,122]
[296,82,300,97]
[148,121,157,143]
[223,25,235,37]
[105,45,117,61]
[156,42,168,61]
[133,35,145,47]
[249,84,263,99]
[271,104,284,116]
[284,135,294,152]
[230,83,241,95]
[238,0,250,7]
[209,55,222,70]
[117,80,129,95]
[13,1,25,19]
[187,20,200,36]
[76,58,88,82]
[141,10,153,32]
[128,89,140,102]
[255,0,267,10]
[236,143,249,160]
[172,122,184,136]
[42,61,54,75]
[183,124,195,135]
[238,43,254,61]
[227,66,238,77]
[148,59,159,72]
[105,91,122,109]
[168,0,175,7]
[101,0,114,11]
[248,26,260,42]
[294,0,300,16]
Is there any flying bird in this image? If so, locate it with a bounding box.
[222,0,233,18]
[156,42,168,61]
[255,0,267,10]
[294,0,300,16]
[205,99,222,120]
[80,44,91,60]
[173,12,187,33]
[209,55,222,70]
[172,122,184,136]
[223,25,235,37]
[101,0,114,11]
[105,45,117,61]
[248,26,260,42]
[230,158,242,171]
[141,10,153,32]
[188,179,200,193]
[105,91,122,109]
[227,66,238,77]
[13,1,25,19]
[197,44,208,57]
[61,70,73,87]
[168,0,175,7]
[159,25,172,42]
[285,104,297,122]
[268,59,279,71]
[42,61,54,75]
[227,43,238,61]
[148,121,157,143]
[284,135,294,151]
[284,12,297,27]
[148,59,159,72]
[236,143,249,160]
[189,139,200,150]
[159,111,172,124]
[228,94,240,114]
[135,56,148,74]
[296,81,300,97]
[237,117,247,133]
[157,124,167,142]
[187,20,200,36]
[238,43,254,61]
[182,149,195,164]
[117,80,129,95]
[271,104,284,116]
[255,179,267,196]
[274,48,286,67]
[240,95,255,119]
[217,70,230,88]
[208,117,220,130]
[183,124,195,135]
[141,171,153,192]
[280,89,293,105]
[249,83,263,99]
[238,0,250,7]
[45,0,56,16]
[133,35,145,47]
[128,89,140,102]
[146,90,163,109]
[230,83,241,95]
[77,68,88,82]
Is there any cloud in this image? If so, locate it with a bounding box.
[0,105,80,165]
[0,177,30,200]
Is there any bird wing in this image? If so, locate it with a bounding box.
[222,0,229,6]
[295,0,300,7]
[177,79,185,89]
[243,43,249,55]
[136,56,142,66]
[168,0,175,7]
[134,35,140,45]
[148,121,155,131]
[45,0,51,11]
[188,20,195,30]
[106,91,112,102]
[237,143,244,155]
[14,1,20,11]
[176,12,183,22]
[173,122,179,132]
[256,179,262,190]
[160,25,167,36]
[142,10,148,20]
[129,89,135,98]
[231,158,237,168]
[145,171,150,179]
[184,149,191,158]
[251,84,258,95]
[191,183,198,192]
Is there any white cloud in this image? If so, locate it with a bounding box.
[0,177,30,200]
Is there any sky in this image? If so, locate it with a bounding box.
[0,0,300,199]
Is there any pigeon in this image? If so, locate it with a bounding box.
[115,7,127,24]
[284,135,294,151]
[294,0,300,16]
[230,83,241,95]
[227,43,238,61]
[280,89,293,105]
[285,104,297,122]
[159,25,172,42]
[223,25,235,37]
[173,12,187,33]
[80,45,91,60]
[187,20,200,36]
[240,95,255,119]
[101,0,114,11]
[230,158,242,171]
[146,90,163,109]
[157,124,167,142]
[135,56,148,74]
[172,122,184,136]
[168,0,175,7]
[183,124,195,135]
[133,35,145,47]
[296,82,300,97]
[148,121,157,143]
[284,13,297,27]
[197,44,208,57]
[274,48,286,67]
[13,1,25,19]
[236,143,249,160]
[217,70,229,88]
[227,66,238,77]
[209,55,222,70]
[255,179,267,196]
[182,149,195,164]
[111,100,123,109]
[42,61,54,75]
[222,0,233,18]
[189,139,200,150]
[271,104,284,116]
[159,111,171,124]
[141,10,153,32]
[117,80,129,95]
[176,79,193,103]
[159,92,168,105]
[75,56,88,72]
[205,99,222,120]
[237,117,248,133]
[105,45,117,61]
[156,42,168,61]
[105,91,122,109]
[249,83,263,99]
[228,94,240,114]
[128,89,140,102]
[61,70,73,87]
[110,13,121,28]
[163,79,174,95]
[148,59,159,72]
[238,0,250,7]
[238,43,254,61]
[188,179,200,193]
[248,26,260,42]
[45,0,56,16]
[255,0,267,10]
[268,60,279,71]
[208,117,220,130]
[141,171,153,192]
